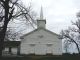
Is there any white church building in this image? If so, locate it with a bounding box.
[20,7,62,55]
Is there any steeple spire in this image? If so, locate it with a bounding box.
[37,6,46,28]
[40,6,43,20]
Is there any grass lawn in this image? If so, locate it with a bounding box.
[0,54,80,60]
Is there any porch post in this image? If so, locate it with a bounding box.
[17,45,20,55]
[9,47,12,54]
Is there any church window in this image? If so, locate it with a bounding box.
[29,44,35,46]
[46,44,53,46]
[38,35,44,38]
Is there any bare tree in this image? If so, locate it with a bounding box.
[5,28,20,41]
[0,0,36,56]
[60,12,80,54]
[63,38,71,53]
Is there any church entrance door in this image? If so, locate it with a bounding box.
[35,44,46,55]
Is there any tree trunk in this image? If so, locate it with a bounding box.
[71,39,80,53]
[0,36,4,57]
[0,8,9,57]
[65,35,80,54]
[0,22,8,57]
[75,42,80,54]
[0,0,10,57]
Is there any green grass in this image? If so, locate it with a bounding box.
[1,54,80,60]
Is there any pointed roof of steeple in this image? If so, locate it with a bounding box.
[40,6,43,20]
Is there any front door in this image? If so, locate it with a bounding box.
[35,44,46,55]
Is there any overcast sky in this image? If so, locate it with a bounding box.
[21,0,80,34]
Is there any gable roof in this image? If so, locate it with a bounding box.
[20,28,59,39]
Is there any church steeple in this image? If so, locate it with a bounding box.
[37,6,46,28]
[40,6,43,20]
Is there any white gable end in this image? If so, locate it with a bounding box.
[20,28,62,55]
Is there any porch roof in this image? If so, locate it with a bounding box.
[4,41,21,47]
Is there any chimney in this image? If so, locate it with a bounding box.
[37,6,46,28]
